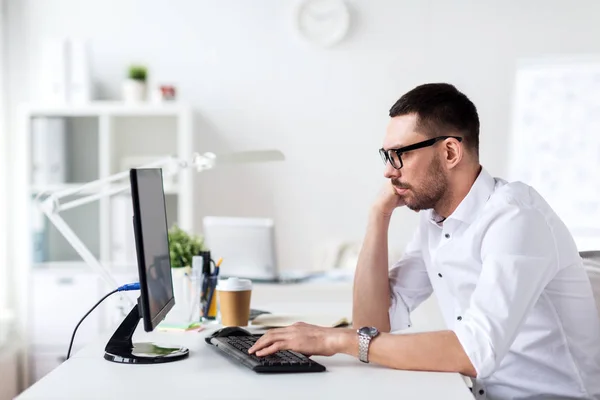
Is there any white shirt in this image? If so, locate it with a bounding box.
[388,168,600,400]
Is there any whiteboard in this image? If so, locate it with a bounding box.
[508,58,600,250]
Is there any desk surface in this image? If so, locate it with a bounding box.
[17,282,473,400]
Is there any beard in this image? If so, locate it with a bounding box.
[392,157,447,212]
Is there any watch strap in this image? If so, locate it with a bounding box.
[358,332,372,363]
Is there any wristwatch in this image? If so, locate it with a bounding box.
[357,326,380,363]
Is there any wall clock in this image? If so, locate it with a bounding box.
[295,0,351,47]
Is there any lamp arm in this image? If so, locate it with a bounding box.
[36,155,183,309]
[56,184,130,213]
[42,155,188,213]
[48,155,181,202]
[35,151,221,309]
[41,205,133,307]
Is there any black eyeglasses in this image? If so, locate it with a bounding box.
[379,136,463,170]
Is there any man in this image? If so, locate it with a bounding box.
[249,83,600,399]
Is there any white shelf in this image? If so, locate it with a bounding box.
[15,100,195,387]
[21,101,191,117]
[30,183,181,196]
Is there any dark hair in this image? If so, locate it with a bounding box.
[389,83,479,156]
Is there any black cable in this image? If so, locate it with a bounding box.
[66,289,117,360]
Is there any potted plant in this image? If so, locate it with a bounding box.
[122,64,148,102]
[168,224,206,270]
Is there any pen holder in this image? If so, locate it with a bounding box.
[183,273,201,324]
[200,274,218,321]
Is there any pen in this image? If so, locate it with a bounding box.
[203,257,222,318]
[199,252,212,318]
[204,277,216,318]
[214,257,223,277]
[200,251,211,299]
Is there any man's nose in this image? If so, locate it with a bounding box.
[383,162,401,179]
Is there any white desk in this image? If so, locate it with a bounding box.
[16,282,473,400]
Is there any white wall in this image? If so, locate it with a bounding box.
[7,0,600,271]
[0,0,8,295]
[0,0,7,311]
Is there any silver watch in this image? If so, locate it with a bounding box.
[357,326,380,363]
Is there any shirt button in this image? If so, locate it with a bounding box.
[438,273,442,278]
[479,389,485,395]
[444,233,450,239]
[457,316,462,321]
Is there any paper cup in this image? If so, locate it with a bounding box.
[217,277,252,326]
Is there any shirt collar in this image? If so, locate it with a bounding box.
[429,167,495,226]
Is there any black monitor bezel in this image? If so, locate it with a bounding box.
[130,168,175,332]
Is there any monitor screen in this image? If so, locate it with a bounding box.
[130,168,174,331]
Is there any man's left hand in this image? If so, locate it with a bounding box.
[248,322,354,357]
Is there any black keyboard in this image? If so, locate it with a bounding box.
[211,335,326,373]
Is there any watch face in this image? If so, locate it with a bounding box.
[359,326,379,337]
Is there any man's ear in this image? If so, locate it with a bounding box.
[444,137,463,169]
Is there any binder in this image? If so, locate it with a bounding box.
[31,117,66,185]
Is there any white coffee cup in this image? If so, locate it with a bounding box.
[217,277,252,326]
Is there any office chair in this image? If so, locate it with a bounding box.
[580,251,600,321]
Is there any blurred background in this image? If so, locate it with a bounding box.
[1,0,600,397]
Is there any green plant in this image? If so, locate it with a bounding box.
[168,224,206,268]
[128,64,147,82]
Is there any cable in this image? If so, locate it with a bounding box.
[66,283,140,360]
[66,289,116,360]
[117,283,140,292]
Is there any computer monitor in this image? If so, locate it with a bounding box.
[131,168,175,332]
[104,168,189,364]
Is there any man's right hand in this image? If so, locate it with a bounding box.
[372,180,406,218]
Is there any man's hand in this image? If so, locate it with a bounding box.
[372,180,406,218]
[248,322,353,357]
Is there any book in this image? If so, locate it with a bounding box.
[250,314,351,328]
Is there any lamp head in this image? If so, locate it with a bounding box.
[191,152,217,172]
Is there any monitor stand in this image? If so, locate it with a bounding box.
[104,298,189,364]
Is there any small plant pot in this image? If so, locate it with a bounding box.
[122,79,147,102]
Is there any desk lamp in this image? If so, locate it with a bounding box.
[37,150,285,307]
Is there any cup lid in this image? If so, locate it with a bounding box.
[216,277,252,291]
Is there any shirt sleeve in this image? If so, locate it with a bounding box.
[453,204,558,379]
[389,221,433,332]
